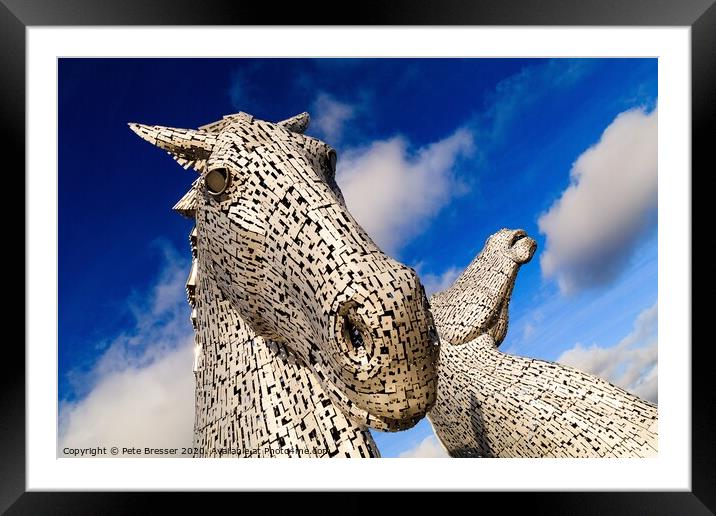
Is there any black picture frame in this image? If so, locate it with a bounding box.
[5,0,711,513]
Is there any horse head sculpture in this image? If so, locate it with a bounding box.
[430,228,537,347]
[129,112,439,432]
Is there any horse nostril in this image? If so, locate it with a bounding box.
[345,316,366,352]
[509,231,526,247]
[340,313,371,366]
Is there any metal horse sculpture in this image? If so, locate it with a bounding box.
[131,110,658,459]
[427,229,658,457]
[130,112,439,457]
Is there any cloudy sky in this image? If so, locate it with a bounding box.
[58,58,657,458]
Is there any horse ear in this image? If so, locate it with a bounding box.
[277,112,310,134]
[128,123,218,162]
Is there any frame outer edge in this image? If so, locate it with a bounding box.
[0,0,26,515]
[6,0,712,512]
[691,0,716,513]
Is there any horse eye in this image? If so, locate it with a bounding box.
[326,149,337,175]
[205,168,229,196]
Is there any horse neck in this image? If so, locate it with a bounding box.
[429,335,658,458]
[189,227,379,458]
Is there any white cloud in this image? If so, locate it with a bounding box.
[318,60,588,258]
[417,265,463,297]
[59,243,196,456]
[338,129,474,255]
[59,344,195,456]
[311,93,356,143]
[538,107,658,294]
[399,434,450,458]
[556,302,657,403]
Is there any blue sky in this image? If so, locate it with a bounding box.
[58,58,658,457]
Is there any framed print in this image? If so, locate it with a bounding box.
[7,0,712,513]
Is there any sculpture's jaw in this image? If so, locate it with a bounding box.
[319,264,440,432]
[485,292,511,345]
